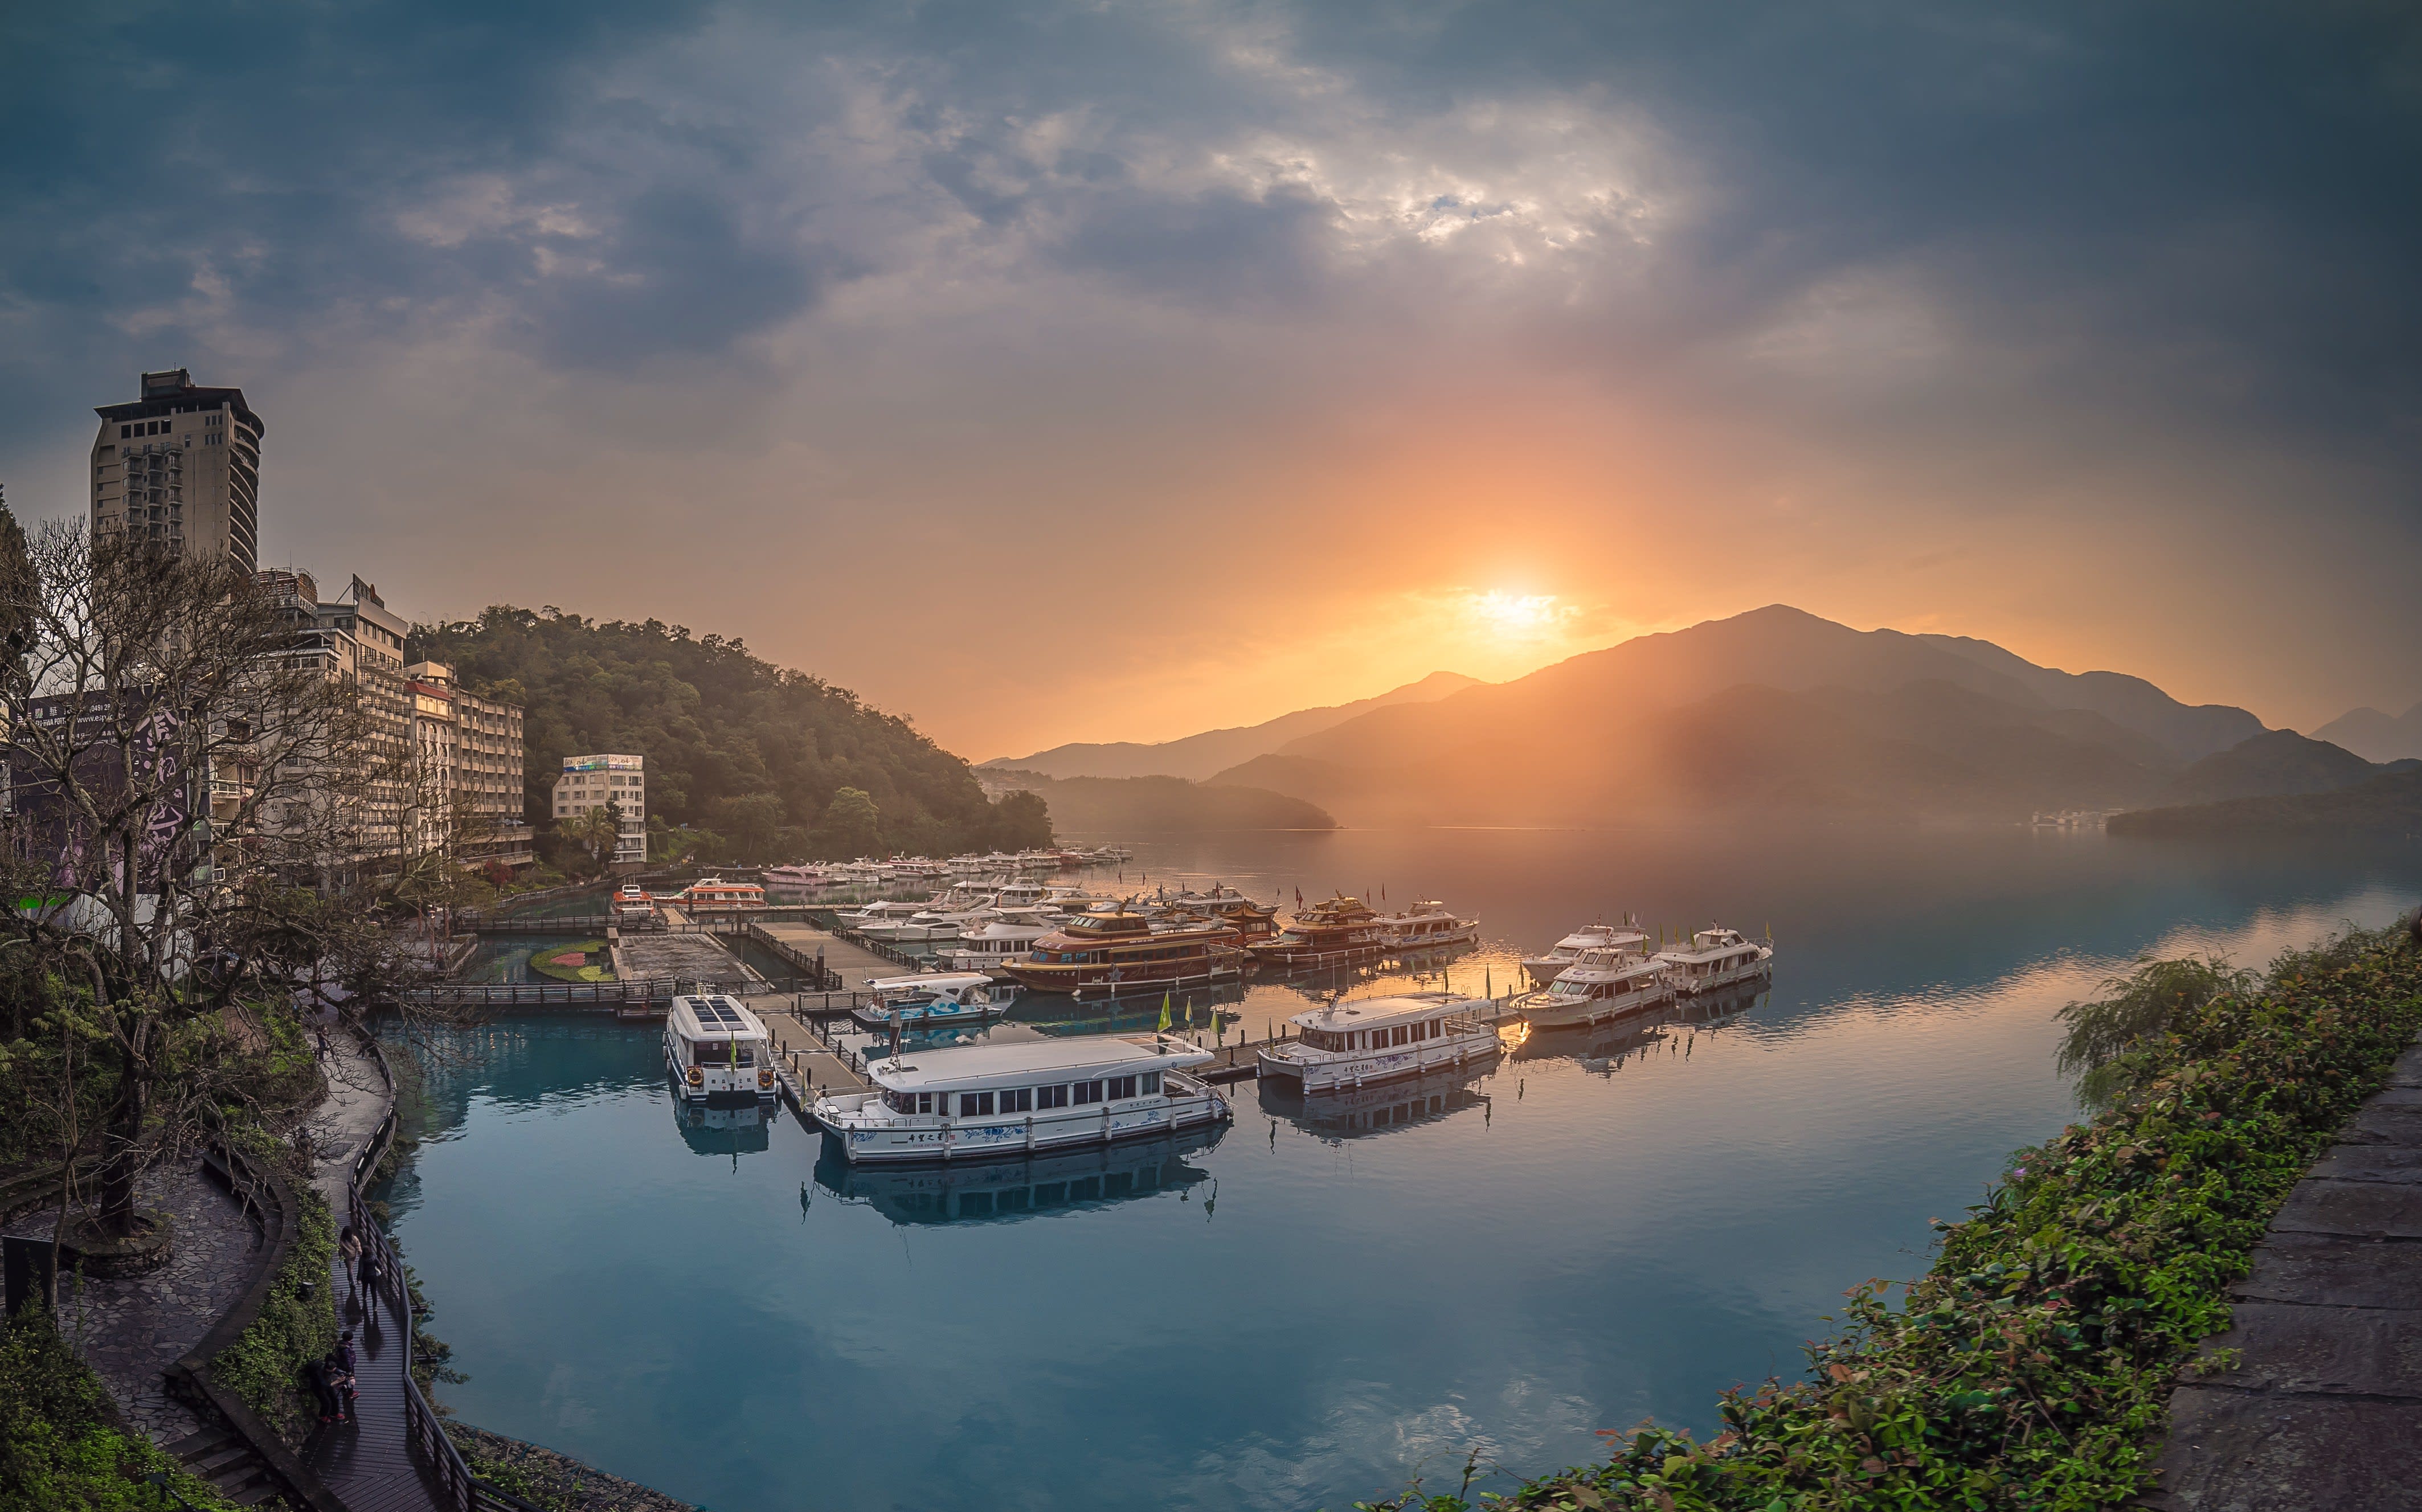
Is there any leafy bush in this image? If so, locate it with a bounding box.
[0,1308,234,1511]
[208,1177,336,1445]
[1370,921,2422,1512]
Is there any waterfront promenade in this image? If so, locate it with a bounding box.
[2146,1034,2422,1510]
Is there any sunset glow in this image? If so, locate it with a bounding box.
[1467,591,1572,640]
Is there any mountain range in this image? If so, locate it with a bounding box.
[986,671,1479,780]
[2313,703,2422,763]
[1004,605,2409,828]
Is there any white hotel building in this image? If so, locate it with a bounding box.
[553,753,647,866]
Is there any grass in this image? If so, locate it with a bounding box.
[1364,919,2422,1512]
[0,1308,236,1511]
[529,940,615,984]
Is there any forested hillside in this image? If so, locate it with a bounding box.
[409,607,1049,861]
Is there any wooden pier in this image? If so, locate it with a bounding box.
[754,919,909,987]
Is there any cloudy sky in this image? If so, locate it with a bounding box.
[4,2,2416,756]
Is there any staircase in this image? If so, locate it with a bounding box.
[166,1422,288,1507]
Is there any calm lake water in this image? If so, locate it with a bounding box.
[382,826,2422,1512]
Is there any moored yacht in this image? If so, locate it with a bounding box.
[938,908,1058,973]
[1521,920,1648,987]
[663,994,777,1101]
[610,883,657,928]
[1373,901,1479,950]
[1519,946,1675,1029]
[1257,991,1504,1092]
[811,1034,1230,1162]
[678,877,767,915]
[1247,894,1388,968]
[851,972,1014,1029]
[1654,925,1774,995]
[1001,907,1246,996]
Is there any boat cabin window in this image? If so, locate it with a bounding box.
[1140,1072,1161,1095]
[1001,1088,1033,1113]
[1107,1075,1138,1100]
[1037,1084,1069,1109]
[959,1091,995,1117]
[1071,1080,1104,1105]
[690,1038,753,1067]
[883,1090,934,1114]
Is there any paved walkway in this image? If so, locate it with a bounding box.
[3,1162,261,1444]
[297,1029,450,1512]
[2145,1039,2422,1510]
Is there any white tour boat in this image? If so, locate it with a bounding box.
[1257,992,1505,1093]
[938,908,1058,973]
[663,994,777,1101]
[850,972,1015,1030]
[1373,901,1480,950]
[1521,920,1650,987]
[1519,946,1676,1029]
[812,1034,1230,1163]
[1654,926,1775,995]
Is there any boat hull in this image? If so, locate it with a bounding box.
[815,1091,1231,1163]
[1519,982,1677,1029]
[1257,1032,1501,1093]
[1001,955,1243,996]
[849,1002,1009,1030]
[1674,960,1773,995]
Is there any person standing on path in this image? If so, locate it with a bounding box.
[338,1226,362,1305]
[356,1232,383,1306]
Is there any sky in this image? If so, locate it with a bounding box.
[3,2,2417,759]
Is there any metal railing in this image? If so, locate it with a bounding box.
[399,976,807,1009]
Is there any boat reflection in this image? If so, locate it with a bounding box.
[1511,979,1765,1075]
[810,1125,1225,1224]
[669,1084,775,1158]
[1258,1060,1495,1141]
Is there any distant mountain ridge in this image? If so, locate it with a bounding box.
[1181,605,2391,826]
[2110,765,2422,839]
[2313,703,2422,763]
[985,670,1479,780]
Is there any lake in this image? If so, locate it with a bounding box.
[379,825,2422,1512]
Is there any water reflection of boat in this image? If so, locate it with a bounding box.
[670,1089,774,1157]
[1259,1060,1493,1139]
[811,1125,1222,1223]
[1513,980,1764,1072]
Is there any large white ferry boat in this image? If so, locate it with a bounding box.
[1521,921,1648,987]
[850,972,1014,1029]
[1654,926,1774,994]
[1256,992,1504,1093]
[812,1034,1230,1163]
[1372,901,1479,950]
[663,994,777,1102]
[1519,946,1675,1029]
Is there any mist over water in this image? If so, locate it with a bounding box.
[383,827,2421,1512]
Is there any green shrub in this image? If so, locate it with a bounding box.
[1371,923,2422,1512]
[0,1308,235,1511]
[208,1179,336,1445]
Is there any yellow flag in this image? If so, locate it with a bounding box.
[1157,991,1172,1031]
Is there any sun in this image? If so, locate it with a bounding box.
[1467,590,1566,637]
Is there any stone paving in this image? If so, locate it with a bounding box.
[2143,1039,2422,1510]
[305,1028,395,1211]
[3,1161,262,1444]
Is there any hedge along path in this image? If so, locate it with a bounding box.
[1368,928,2422,1512]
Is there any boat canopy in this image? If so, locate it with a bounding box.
[1284,991,1492,1035]
[669,994,770,1042]
[868,972,995,995]
[868,1034,1211,1095]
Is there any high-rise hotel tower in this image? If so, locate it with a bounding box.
[91,368,262,573]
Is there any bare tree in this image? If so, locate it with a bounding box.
[0,523,419,1237]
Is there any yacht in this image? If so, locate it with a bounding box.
[845,899,963,941]
[938,908,1058,973]
[1247,894,1388,968]
[1257,992,1504,1092]
[1521,921,1648,987]
[1373,901,1479,951]
[763,863,828,888]
[663,994,777,1102]
[678,878,766,916]
[1654,926,1775,995]
[609,884,657,928]
[811,1034,1230,1163]
[1001,907,1247,997]
[852,972,1014,1029]
[1519,946,1675,1029]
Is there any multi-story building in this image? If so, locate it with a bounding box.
[91,369,263,573]
[403,661,531,869]
[553,754,646,867]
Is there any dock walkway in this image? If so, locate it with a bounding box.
[755,920,905,989]
[2144,1035,2422,1510]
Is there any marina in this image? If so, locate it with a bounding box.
[379,828,2422,1512]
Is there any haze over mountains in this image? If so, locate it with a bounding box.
[999,606,2416,829]
[988,671,1479,780]
[2313,703,2422,763]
